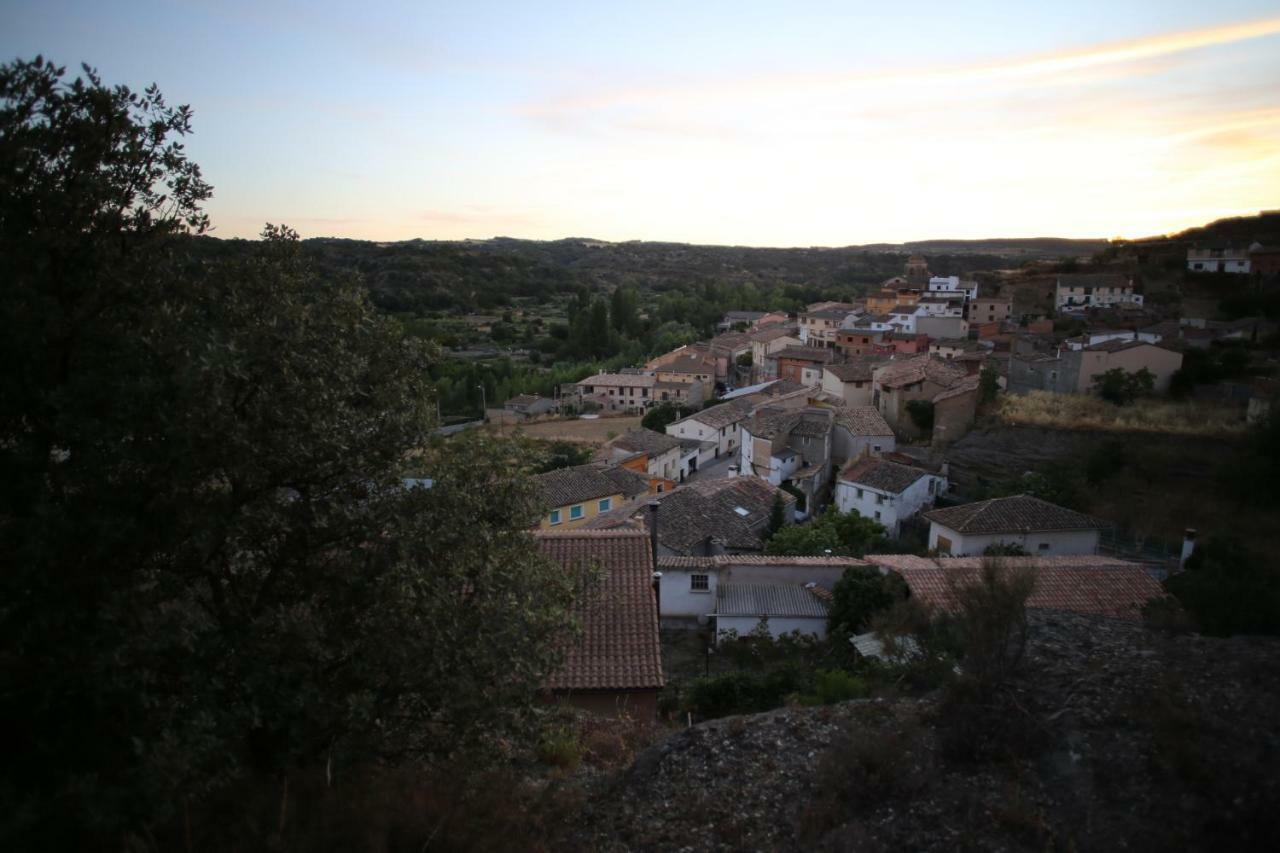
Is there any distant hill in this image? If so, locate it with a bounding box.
[1121,211,1280,248]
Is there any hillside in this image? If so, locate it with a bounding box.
[568,612,1280,852]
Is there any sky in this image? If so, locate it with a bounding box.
[4,0,1280,246]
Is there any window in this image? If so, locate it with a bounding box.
[549,509,561,525]
[856,488,864,499]
[876,494,884,505]
[598,497,611,513]
[1038,542,1051,552]
[690,574,709,592]
[570,504,584,520]
[872,444,881,453]
[936,535,952,554]
[874,511,881,521]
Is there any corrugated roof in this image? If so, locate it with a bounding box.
[923,495,1107,535]
[716,583,830,618]
[537,530,665,692]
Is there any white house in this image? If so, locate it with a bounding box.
[922,494,1108,556]
[714,583,830,641]
[1187,246,1250,274]
[655,554,861,627]
[834,457,946,537]
[665,399,753,459]
[928,276,979,300]
[1055,274,1143,312]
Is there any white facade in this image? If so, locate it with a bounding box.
[658,562,850,621]
[927,524,1101,556]
[1187,248,1250,273]
[666,414,743,458]
[835,472,944,537]
[928,276,979,300]
[1055,278,1144,312]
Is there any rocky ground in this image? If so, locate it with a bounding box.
[563,612,1280,852]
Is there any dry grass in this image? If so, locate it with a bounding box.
[997,392,1246,436]
[489,415,644,445]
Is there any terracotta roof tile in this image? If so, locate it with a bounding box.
[923,495,1107,535]
[839,457,931,494]
[537,530,664,692]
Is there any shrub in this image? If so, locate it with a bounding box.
[535,726,582,769]
[948,558,1036,684]
[806,670,870,705]
[905,399,935,431]
[1164,537,1280,636]
[828,566,909,635]
[683,668,808,719]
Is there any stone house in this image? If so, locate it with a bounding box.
[871,355,969,438]
[835,457,945,537]
[739,407,835,514]
[535,464,648,529]
[821,357,888,406]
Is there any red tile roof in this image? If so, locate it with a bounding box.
[864,555,1162,621]
[537,530,665,693]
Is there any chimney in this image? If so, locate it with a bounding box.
[1180,528,1197,568]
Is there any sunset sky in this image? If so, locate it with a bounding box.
[5,1,1280,246]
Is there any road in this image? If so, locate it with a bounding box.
[687,451,739,483]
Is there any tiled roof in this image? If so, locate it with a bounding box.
[710,331,753,351]
[832,406,894,436]
[536,530,665,692]
[661,355,715,375]
[805,308,854,321]
[776,345,836,364]
[673,398,755,430]
[723,311,767,322]
[505,393,543,406]
[923,495,1107,535]
[744,407,833,441]
[659,554,868,569]
[651,477,795,556]
[1087,339,1178,355]
[609,429,682,456]
[871,557,1163,621]
[716,583,830,619]
[932,374,981,404]
[839,457,930,494]
[874,355,968,389]
[536,464,626,508]
[749,326,800,343]
[824,357,889,382]
[577,372,656,388]
[601,466,650,498]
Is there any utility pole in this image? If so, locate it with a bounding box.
[477,384,486,424]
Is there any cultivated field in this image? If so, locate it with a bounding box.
[997,392,1247,436]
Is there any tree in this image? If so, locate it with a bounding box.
[1,59,577,845]
[1093,366,1154,405]
[978,364,1000,405]
[766,510,889,557]
[1165,538,1280,636]
[765,493,787,540]
[828,566,908,635]
[641,402,696,432]
[905,399,935,431]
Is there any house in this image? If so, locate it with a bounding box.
[574,372,657,413]
[535,464,647,529]
[656,553,864,625]
[739,407,835,514]
[821,357,888,406]
[665,398,754,459]
[646,476,797,558]
[749,326,802,381]
[830,406,896,466]
[604,429,684,489]
[922,495,1108,556]
[864,554,1164,621]
[931,374,981,447]
[1250,244,1280,276]
[967,296,1012,326]
[929,339,989,361]
[503,393,557,418]
[1008,341,1183,396]
[774,345,835,385]
[1187,246,1250,274]
[1055,273,1143,313]
[714,583,831,641]
[717,310,767,332]
[708,331,754,383]
[654,355,715,398]
[927,276,979,300]
[835,457,945,536]
[871,355,969,437]
[537,530,664,716]
[654,379,705,407]
[799,306,856,347]
[873,332,931,356]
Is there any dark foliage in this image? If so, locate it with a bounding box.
[1165,538,1280,636]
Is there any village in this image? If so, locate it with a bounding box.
[463,247,1280,727]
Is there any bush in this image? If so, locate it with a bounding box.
[1164,537,1280,636]
[805,670,870,705]
[683,668,808,719]
[828,566,909,635]
[905,399,935,431]
[535,726,582,769]
[949,558,1036,684]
